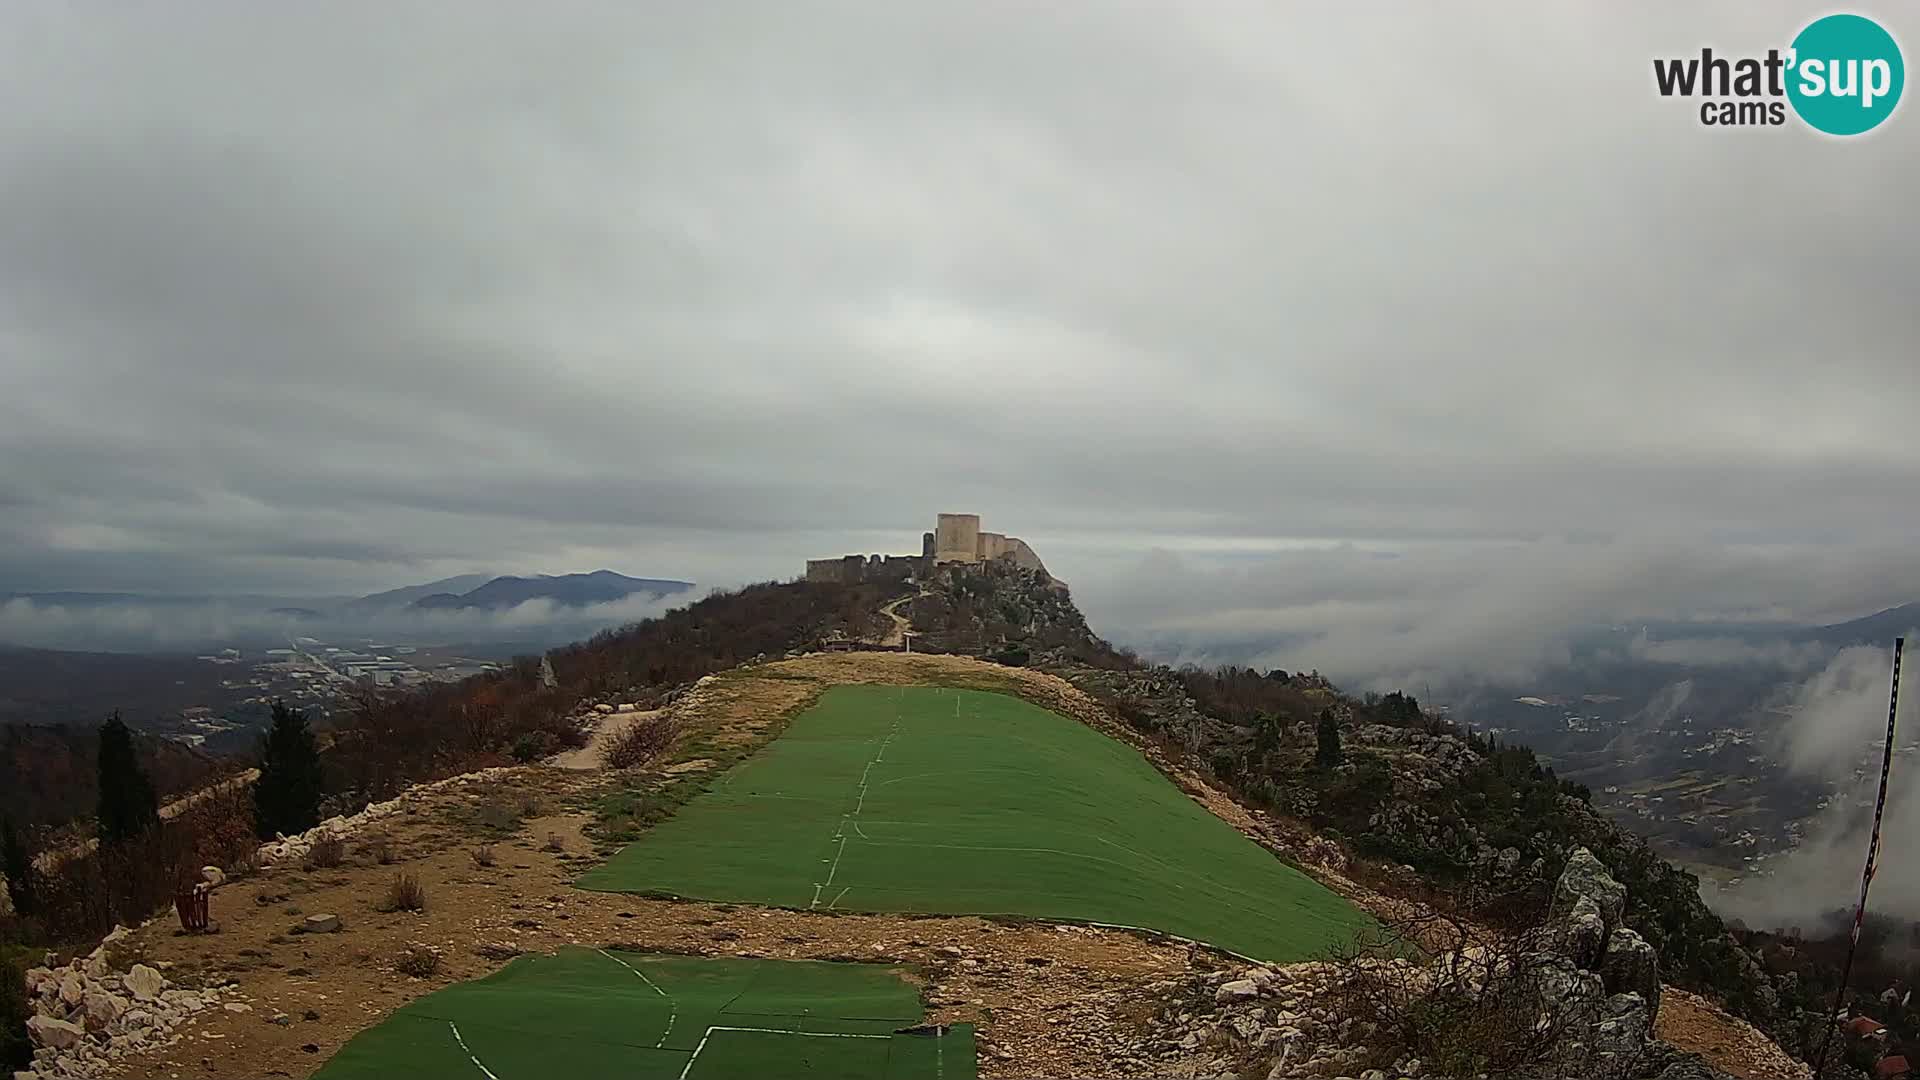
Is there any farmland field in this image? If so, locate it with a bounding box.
[579,684,1368,961]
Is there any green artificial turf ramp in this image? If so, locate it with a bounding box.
[313,949,972,1080]
[579,685,1370,961]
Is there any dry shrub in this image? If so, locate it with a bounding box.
[469,845,496,869]
[377,872,426,913]
[541,832,565,853]
[302,832,346,870]
[473,798,519,832]
[225,846,263,881]
[394,944,441,978]
[601,716,681,770]
[1326,904,1646,1080]
[474,943,522,961]
[363,837,395,865]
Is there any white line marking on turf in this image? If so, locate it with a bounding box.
[676,1025,892,1080]
[448,1021,501,1080]
[811,706,904,907]
[827,885,851,909]
[597,949,677,1048]
[936,1025,945,1079]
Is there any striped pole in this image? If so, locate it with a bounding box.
[1814,636,1903,1076]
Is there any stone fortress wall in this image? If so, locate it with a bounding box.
[805,513,1051,584]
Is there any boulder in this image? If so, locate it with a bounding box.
[57,974,85,1008]
[303,913,342,934]
[1215,978,1260,1003]
[25,1016,83,1050]
[201,865,226,888]
[1551,847,1626,933]
[123,964,166,1001]
[593,704,615,715]
[1558,894,1607,969]
[81,990,125,1030]
[1599,928,1661,1015]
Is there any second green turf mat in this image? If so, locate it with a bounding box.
[313,949,971,1080]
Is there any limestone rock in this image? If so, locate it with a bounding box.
[303,913,343,934]
[1559,894,1607,969]
[25,1016,83,1050]
[57,974,85,1008]
[81,990,125,1030]
[123,963,166,1001]
[1600,928,1661,1015]
[1551,847,1626,932]
[1215,978,1260,1003]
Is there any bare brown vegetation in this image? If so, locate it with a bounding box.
[377,872,426,913]
[302,831,345,870]
[393,944,441,978]
[600,716,680,770]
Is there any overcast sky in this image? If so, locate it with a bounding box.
[3,4,1917,677]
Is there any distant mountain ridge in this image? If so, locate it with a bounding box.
[407,571,694,611]
[347,574,497,611]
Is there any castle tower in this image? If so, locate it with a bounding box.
[933,513,982,563]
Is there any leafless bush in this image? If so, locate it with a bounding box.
[363,837,395,865]
[394,944,441,978]
[542,832,565,853]
[377,872,426,913]
[600,716,681,770]
[469,844,496,868]
[302,832,346,870]
[1326,904,1645,1080]
[225,846,263,881]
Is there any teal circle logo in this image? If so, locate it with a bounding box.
[1787,14,1904,135]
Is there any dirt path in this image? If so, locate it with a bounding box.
[1657,988,1810,1079]
[545,709,664,770]
[875,593,915,647]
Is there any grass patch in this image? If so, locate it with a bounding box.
[313,949,973,1080]
[579,685,1372,962]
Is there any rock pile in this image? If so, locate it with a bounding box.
[15,926,238,1080]
[1129,849,1743,1080]
[1129,960,1387,1079]
[255,765,520,865]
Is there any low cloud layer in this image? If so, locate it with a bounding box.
[0,592,691,653]
[1072,540,1919,693]
[1707,640,1920,925]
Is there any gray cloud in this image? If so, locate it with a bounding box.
[1070,541,1920,692]
[1,1,1917,652]
[0,592,688,653]
[1711,639,1920,924]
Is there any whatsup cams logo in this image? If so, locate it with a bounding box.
[1653,13,1904,135]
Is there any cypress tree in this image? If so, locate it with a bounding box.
[0,816,31,917]
[1315,708,1344,768]
[2,957,30,1070]
[254,701,323,840]
[97,712,159,843]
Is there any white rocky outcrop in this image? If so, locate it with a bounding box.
[16,927,238,1080]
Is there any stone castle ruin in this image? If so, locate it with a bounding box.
[805,513,1052,585]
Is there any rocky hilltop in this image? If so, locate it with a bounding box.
[3,559,1827,1079]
